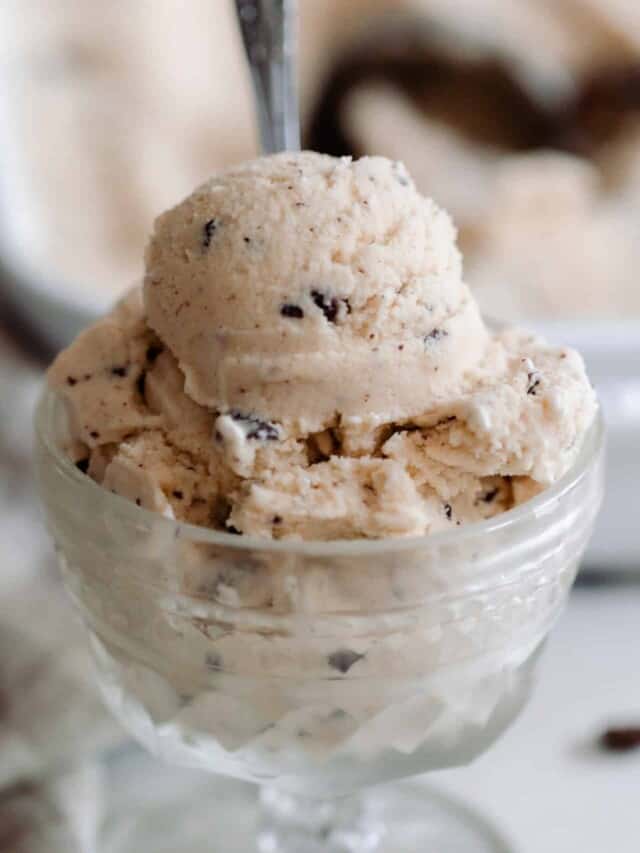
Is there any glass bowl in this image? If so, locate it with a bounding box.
[35,388,604,851]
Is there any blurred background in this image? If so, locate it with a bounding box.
[0,1,639,851]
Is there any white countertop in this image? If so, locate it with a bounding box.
[435,585,640,853]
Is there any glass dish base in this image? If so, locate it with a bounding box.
[99,745,513,853]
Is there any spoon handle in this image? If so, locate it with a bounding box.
[234,0,300,154]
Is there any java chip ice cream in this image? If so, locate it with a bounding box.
[48,152,596,541]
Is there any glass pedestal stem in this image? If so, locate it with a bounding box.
[258,786,384,853]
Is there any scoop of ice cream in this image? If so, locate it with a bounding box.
[144,151,487,433]
[47,289,162,448]
[48,152,597,541]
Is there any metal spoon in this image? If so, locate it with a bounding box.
[234,0,300,154]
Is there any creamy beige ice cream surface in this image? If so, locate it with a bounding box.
[48,152,596,541]
[145,152,484,432]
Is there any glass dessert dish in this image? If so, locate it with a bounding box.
[35,389,604,852]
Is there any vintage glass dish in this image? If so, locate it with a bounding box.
[35,389,604,852]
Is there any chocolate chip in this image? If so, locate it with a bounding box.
[280,303,304,319]
[172,490,184,500]
[481,487,499,504]
[75,458,89,474]
[227,525,242,535]
[136,371,147,399]
[311,290,339,322]
[205,652,223,672]
[110,365,128,378]
[272,515,283,524]
[146,344,163,363]
[311,290,352,323]
[424,328,448,346]
[66,376,77,386]
[527,372,541,395]
[328,649,365,674]
[89,431,99,439]
[231,411,279,441]
[444,503,453,520]
[248,422,279,441]
[243,236,251,244]
[135,498,141,506]
[203,218,219,248]
[600,727,640,752]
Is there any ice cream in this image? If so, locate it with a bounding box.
[48,151,596,541]
[40,152,603,792]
